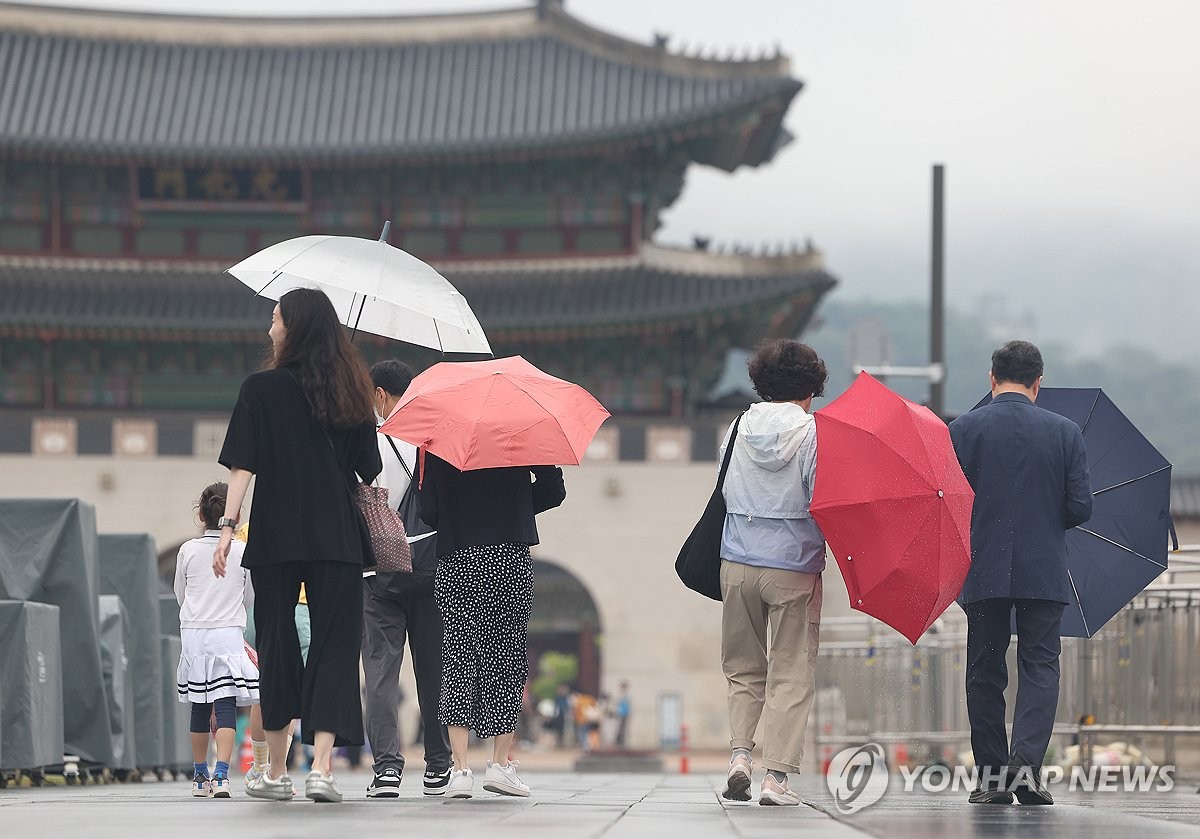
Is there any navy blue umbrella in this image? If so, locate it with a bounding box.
[971,388,1173,637]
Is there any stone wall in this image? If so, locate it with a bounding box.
[0,449,857,751]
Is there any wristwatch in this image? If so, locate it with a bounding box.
[217,516,238,531]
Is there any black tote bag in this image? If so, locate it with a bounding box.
[675,413,743,601]
[386,436,439,576]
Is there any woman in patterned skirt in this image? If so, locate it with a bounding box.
[418,453,566,798]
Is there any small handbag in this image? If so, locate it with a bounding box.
[358,482,413,574]
[675,412,743,601]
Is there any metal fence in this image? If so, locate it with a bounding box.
[811,553,1200,773]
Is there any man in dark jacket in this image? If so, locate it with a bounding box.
[949,340,1092,806]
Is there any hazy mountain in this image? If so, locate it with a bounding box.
[803,299,1200,471]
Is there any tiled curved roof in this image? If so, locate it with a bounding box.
[0,249,835,339]
[0,3,801,168]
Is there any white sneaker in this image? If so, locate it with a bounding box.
[245,771,294,801]
[482,760,530,797]
[191,774,212,798]
[305,770,343,803]
[244,764,265,786]
[445,768,474,799]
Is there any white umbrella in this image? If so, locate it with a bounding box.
[226,222,491,355]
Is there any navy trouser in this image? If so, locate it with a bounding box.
[962,598,1065,773]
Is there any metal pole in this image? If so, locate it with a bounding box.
[930,164,946,418]
[1163,607,1176,766]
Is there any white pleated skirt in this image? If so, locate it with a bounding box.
[177,626,260,706]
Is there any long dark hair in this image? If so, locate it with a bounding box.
[196,482,227,529]
[270,288,375,428]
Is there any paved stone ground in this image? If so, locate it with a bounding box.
[1,771,1198,838]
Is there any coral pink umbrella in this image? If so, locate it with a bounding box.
[810,372,974,644]
[379,356,610,471]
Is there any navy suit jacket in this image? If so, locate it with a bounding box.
[948,392,1093,604]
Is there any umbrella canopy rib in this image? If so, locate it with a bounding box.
[1066,570,1091,638]
[248,237,328,294]
[1093,465,1172,495]
[1076,527,1168,569]
[1078,390,1102,433]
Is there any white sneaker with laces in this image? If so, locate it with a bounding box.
[445,768,474,799]
[245,771,294,801]
[482,761,531,797]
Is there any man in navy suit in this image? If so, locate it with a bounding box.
[949,341,1092,806]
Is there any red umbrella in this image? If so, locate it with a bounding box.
[379,355,610,471]
[809,372,974,644]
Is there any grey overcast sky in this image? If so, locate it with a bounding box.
[27,0,1200,361]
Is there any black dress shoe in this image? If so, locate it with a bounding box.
[968,782,1014,804]
[1008,763,1054,805]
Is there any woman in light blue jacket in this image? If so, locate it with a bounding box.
[718,338,827,807]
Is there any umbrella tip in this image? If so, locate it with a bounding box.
[379,220,392,242]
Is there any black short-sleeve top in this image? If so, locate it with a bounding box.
[219,367,382,569]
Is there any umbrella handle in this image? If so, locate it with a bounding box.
[1168,514,1180,552]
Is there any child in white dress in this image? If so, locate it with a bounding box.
[175,482,259,798]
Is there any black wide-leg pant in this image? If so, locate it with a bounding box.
[434,543,533,739]
[252,561,364,746]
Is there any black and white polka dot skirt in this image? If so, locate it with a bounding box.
[434,542,534,739]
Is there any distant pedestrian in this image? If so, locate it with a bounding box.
[362,359,453,799]
[549,683,571,748]
[419,451,566,798]
[572,690,600,752]
[718,339,827,807]
[214,288,382,804]
[614,681,632,748]
[175,482,258,799]
[949,340,1092,806]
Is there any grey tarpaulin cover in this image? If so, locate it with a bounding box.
[98,595,137,772]
[160,635,190,771]
[99,534,164,768]
[159,593,180,637]
[0,600,65,770]
[0,499,113,765]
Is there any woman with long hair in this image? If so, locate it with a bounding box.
[213,288,382,803]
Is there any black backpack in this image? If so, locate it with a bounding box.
[384,437,438,576]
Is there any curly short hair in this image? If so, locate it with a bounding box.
[991,340,1043,388]
[748,339,828,402]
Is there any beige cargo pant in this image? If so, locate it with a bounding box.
[720,559,822,774]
